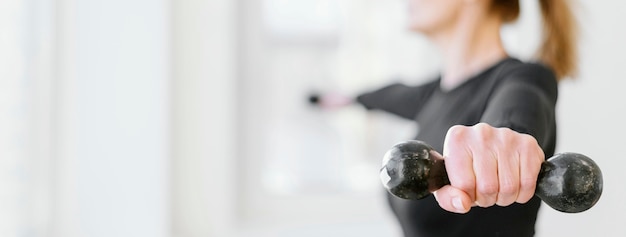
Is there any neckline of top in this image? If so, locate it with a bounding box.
[437,57,518,94]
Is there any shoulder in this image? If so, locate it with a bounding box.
[498,59,558,100]
[502,59,556,81]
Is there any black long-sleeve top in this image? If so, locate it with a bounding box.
[357,58,558,237]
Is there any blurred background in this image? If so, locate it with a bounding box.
[1,0,625,236]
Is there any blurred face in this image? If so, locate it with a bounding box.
[407,0,465,35]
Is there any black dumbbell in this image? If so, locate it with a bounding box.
[380,140,603,213]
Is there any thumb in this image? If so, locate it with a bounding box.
[433,185,473,214]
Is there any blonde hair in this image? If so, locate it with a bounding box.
[491,0,579,80]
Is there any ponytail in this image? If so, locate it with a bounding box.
[492,0,579,80]
[537,0,579,80]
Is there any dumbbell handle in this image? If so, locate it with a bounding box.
[380,140,603,213]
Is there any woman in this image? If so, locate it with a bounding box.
[317,0,578,236]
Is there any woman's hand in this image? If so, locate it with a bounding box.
[433,123,545,213]
[309,92,354,110]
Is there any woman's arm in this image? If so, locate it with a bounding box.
[356,81,439,119]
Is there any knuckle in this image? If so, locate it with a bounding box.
[498,181,518,196]
[520,134,539,149]
[447,125,468,139]
[474,122,490,129]
[473,123,489,133]
[518,134,545,161]
[473,123,496,140]
[477,182,499,196]
[520,177,537,192]
[499,127,516,141]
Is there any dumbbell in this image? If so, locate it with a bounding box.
[379,140,603,213]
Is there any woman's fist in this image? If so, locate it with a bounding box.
[433,123,545,213]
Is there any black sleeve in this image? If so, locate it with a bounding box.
[356,81,439,120]
[480,64,558,148]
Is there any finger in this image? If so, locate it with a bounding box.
[443,126,477,202]
[495,149,520,206]
[433,185,472,214]
[517,134,545,203]
[465,123,499,207]
[472,146,499,207]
